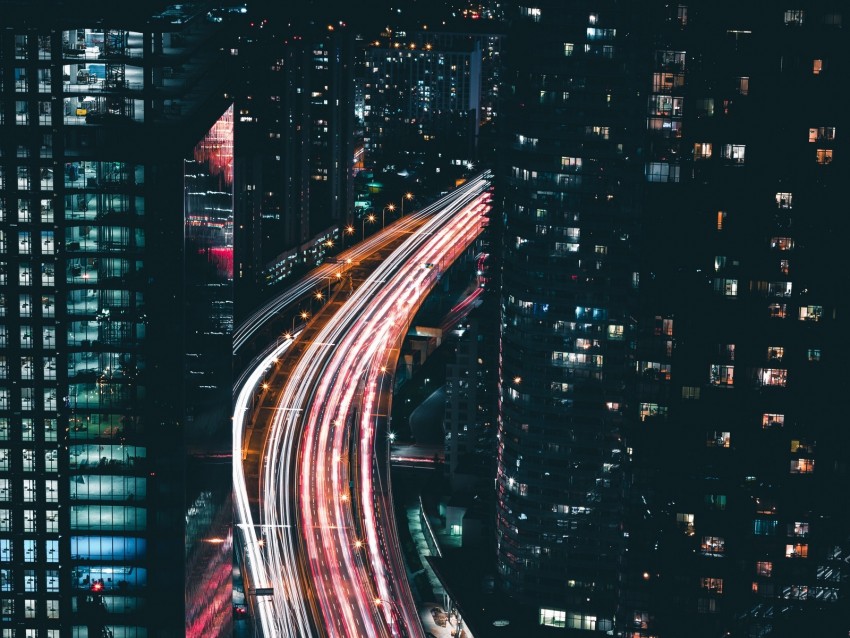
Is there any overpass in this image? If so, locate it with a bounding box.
[233,173,492,637]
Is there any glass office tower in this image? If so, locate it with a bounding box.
[0,5,236,637]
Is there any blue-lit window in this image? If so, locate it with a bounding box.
[753,519,778,536]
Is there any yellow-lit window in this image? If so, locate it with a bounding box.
[700,577,723,593]
[790,459,814,474]
[694,142,712,159]
[816,149,833,164]
[786,543,808,558]
[762,413,784,429]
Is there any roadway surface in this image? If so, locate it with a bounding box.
[234,174,492,637]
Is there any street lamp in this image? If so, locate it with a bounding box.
[382,203,396,228]
[362,213,376,237]
[344,225,355,247]
[401,192,413,217]
[373,598,401,630]
[292,310,309,333]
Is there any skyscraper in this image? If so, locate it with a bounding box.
[0,4,237,636]
[633,4,849,636]
[496,1,849,635]
[496,0,641,631]
[236,18,355,292]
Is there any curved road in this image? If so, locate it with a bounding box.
[234,175,492,637]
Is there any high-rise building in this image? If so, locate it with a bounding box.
[0,4,237,637]
[633,4,849,636]
[364,33,484,165]
[495,1,849,635]
[235,18,354,292]
[496,0,642,631]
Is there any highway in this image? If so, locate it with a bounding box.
[233,174,494,357]
[234,173,492,637]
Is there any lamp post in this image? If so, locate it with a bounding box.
[373,597,402,632]
[401,192,413,217]
[382,203,396,228]
[292,310,309,333]
[362,213,376,238]
[344,225,355,247]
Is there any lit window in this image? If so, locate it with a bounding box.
[694,142,712,159]
[587,27,616,40]
[563,42,574,56]
[770,236,794,250]
[707,431,730,448]
[607,325,624,340]
[790,439,815,454]
[813,59,823,75]
[762,413,784,429]
[807,348,821,362]
[737,77,750,95]
[649,94,684,116]
[789,521,809,537]
[713,278,738,296]
[816,149,833,164]
[645,162,680,182]
[656,50,686,70]
[809,126,836,142]
[716,211,727,230]
[786,543,809,557]
[798,305,822,321]
[700,577,723,593]
[756,561,773,576]
[561,156,582,171]
[784,10,805,25]
[640,402,667,421]
[677,4,688,25]
[757,368,787,387]
[540,608,566,628]
[701,536,725,556]
[709,364,734,386]
[775,192,793,208]
[520,6,542,21]
[790,459,814,474]
[634,611,650,629]
[652,72,685,92]
[721,144,746,163]
[768,303,787,319]
[754,518,779,536]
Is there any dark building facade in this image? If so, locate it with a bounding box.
[496,0,642,631]
[496,1,849,636]
[632,3,850,637]
[0,4,237,637]
[234,18,355,294]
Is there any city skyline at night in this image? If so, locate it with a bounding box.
[1,1,848,637]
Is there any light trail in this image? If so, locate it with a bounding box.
[233,174,493,355]
[234,172,492,637]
